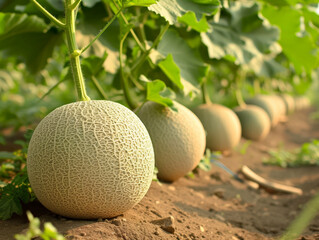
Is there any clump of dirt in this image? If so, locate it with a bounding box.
[1,108,319,240]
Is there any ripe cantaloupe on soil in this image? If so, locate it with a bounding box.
[272,95,286,118]
[233,105,271,141]
[192,104,241,151]
[27,100,154,219]
[137,101,206,182]
[246,95,280,127]
[294,96,311,110]
[280,94,295,115]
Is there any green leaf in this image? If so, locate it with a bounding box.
[0,136,5,145]
[124,0,157,7]
[146,79,174,108]
[0,193,23,220]
[0,151,17,160]
[81,52,108,76]
[82,0,101,7]
[0,13,63,73]
[77,3,120,74]
[0,13,47,40]
[150,29,207,94]
[201,2,279,65]
[262,5,319,73]
[158,54,183,89]
[178,11,209,32]
[148,0,219,24]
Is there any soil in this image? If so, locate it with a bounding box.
[1,108,319,240]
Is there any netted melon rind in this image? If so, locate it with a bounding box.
[137,101,206,182]
[27,100,154,219]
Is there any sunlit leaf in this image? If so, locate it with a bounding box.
[146,79,174,108]
[158,54,183,89]
[124,0,157,7]
[201,2,279,65]
[148,0,219,24]
[150,29,207,94]
[178,11,209,32]
[262,4,319,73]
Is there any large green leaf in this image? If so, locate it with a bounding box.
[178,11,209,32]
[146,79,174,108]
[150,29,208,94]
[258,0,319,6]
[158,54,183,89]
[0,13,63,73]
[201,2,279,65]
[124,0,157,7]
[0,13,47,39]
[148,0,219,24]
[262,5,319,73]
[0,31,63,73]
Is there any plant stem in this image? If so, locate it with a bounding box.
[69,0,81,10]
[120,32,138,110]
[91,76,108,99]
[129,75,145,91]
[235,89,246,107]
[254,79,261,95]
[201,80,211,104]
[111,0,146,52]
[80,7,123,54]
[131,22,170,73]
[37,78,67,103]
[64,0,90,101]
[32,0,66,29]
[234,67,246,107]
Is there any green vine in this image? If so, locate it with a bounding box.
[120,30,138,110]
[201,79,212,104]
[64,0,90,101]
[32,0,122,102]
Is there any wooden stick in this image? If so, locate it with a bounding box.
[240,165,303,195]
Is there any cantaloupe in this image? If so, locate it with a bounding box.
[137,101,206,182]
[271,95,286,118]
[192,104,241,151]
[233,105,271,141]
[27,100,154,219]
[294,96,311,110]
[280,94,295,115]
[246,95,280,127]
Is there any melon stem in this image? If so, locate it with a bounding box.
[235,89,246,108]
[254,79,261,95]
[120,31,138,110]
[64,0,91,101]
[201,80,212,105]
[234,67,246,107]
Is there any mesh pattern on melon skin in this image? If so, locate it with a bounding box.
[27,100,155,219]
[137,101,206,182]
